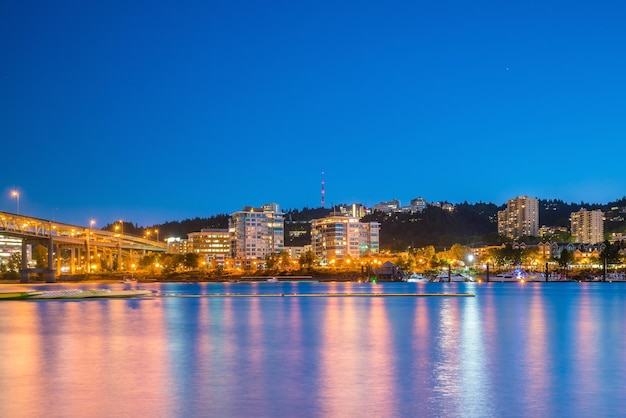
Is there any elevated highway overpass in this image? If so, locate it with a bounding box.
[0,211,167,282]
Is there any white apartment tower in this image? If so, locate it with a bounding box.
[229,203,284,260]
[571,209,604,244]
[311,215,380,264]
[497,196,539,239]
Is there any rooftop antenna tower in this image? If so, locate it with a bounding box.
[321,171,326,207]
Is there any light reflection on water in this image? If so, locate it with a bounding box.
[1,282,626,417]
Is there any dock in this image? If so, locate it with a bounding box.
[161,293,475,298]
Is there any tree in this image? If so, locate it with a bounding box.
[7,253,22,273]
[33,245,48,269]
[521,247,542,268]
[265,252,280,270]
[299,250,316,270]
[183,253,199,270]
[600,241,621,265]
[490,245,522,268]
[160,253,183,273]
[279,251,292,270]
[139,253,159,269]
[415,246,436,269]
[559,248,574,267]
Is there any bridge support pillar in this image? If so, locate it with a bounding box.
[70,247,76,274]
[57,247,62,274]
[46,236,55,283]
[19,239,29,283]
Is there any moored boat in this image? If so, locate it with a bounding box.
[435,272,474,282]
[491,267,536,282]
[606,272,626,282]
[404,272,430,283]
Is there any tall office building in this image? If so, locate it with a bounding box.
[311,215,379,264]
[229,203,284,260]
[497,196,539,239]
[571,209,604,244]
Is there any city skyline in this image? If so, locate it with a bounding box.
[2,0,625,226]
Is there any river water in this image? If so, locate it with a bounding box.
[1,281,625,418]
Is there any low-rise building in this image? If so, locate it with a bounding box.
[187,228,231,267]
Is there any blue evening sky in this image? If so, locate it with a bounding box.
[2,0,625,226]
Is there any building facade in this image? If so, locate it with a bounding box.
[0,234,22,267]
[373,199,400,213]
[571,209,604,244]
[187,228,231,267]
[498,196,539,239]
[283,245,312,260]
[311,215,380,264]
[409,197,428,213]
[166,237,190,254]
[229,203,285,260]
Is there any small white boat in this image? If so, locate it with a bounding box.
[436,272,473,282]
[267,277,279,283]
[405,273,429,283]
[491,272,520,282]
[606,272,626,282]
[491,268,531,282]
[525,272,545,282]
[120,276,138,284]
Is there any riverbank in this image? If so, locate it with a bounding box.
[0,270,367,284]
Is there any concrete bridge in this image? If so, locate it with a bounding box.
[0,211,167,283]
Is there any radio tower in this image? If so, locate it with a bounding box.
[321,171,326,207]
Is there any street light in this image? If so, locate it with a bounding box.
[11,190,19,214]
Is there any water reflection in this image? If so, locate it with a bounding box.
[460,290,494,417]
[319,297,395,416]
[2,283,626,417]
[521,284,551,416]
[432,297,463,415]
[0,299,174,418]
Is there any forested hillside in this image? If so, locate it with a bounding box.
[107,198,626,250]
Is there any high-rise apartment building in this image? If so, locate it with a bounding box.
[498,196,539,239]
[571,209,604,244]
[229,203,284,260]
[311,214,379,264]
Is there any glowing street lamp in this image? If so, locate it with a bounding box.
[11,190,19,214]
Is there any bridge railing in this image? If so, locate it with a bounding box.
[0,211,166,251]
